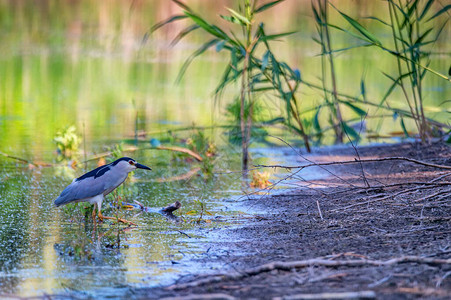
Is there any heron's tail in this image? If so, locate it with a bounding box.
[54,197,64,207]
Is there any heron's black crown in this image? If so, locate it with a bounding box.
[75,157,135,182]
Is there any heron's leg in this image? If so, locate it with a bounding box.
[100,215,138,226]
[92,203,97,229]
[97,197,136,226]
[97,200,105,222]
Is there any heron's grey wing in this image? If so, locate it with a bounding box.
[54,176,107,206]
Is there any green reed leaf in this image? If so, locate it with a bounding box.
[427,4,451,21]
[171,24,200,46]
[400,117,410,137]
[184,11,229,41]
[261,31,297,41]
[344,102,366,116]
[226,8,251,25]
[333,6,382,45]
[176,39,220,82]
[342,121,360,141]
[419,0,435,20]
[172,0,192,12]
[151,15,187,32]
[255,0,285,13]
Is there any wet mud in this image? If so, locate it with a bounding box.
[136,142,451,299]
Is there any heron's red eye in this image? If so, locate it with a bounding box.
[129,161,135,165]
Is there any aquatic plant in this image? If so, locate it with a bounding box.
[185,199,213,224]
[250,170,271,189]
[104,143,125,162]
[152,0,311,173]
[311,0,345,143]
[330,0,450,143]
[187,130,215,176]
[53,125,81,159]
[225,98,269,146]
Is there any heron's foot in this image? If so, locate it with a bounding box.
[121,204,135,211]
[98,214,137,226]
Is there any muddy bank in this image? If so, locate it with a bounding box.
[135,142,451,300]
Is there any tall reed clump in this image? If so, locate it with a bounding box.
[312,0,344,143]
[330,0,450,143]
[152,0,311,172]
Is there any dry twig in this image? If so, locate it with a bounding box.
[255,157,451,171]
[166,256,451,290]
[274,290,376,300]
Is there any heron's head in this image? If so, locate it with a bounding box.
[113,157,152,173]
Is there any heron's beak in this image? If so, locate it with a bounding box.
[136,163,151,170]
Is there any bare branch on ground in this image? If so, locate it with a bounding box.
[255,157,451,171]
[166,256,451,290]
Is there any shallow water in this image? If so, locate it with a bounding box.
[0,158,217,296]
[0,143,308,297]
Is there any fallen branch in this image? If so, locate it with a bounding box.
[413,188,451,203]
[156,167,201,182]
[159,293,236,300]
[332,185,444,211]
[156,146,203,162]
[166,256,451,290]
[81,145,203,163]
[255,157,451,171]
[273,290,376,300]
[0,151,53,167]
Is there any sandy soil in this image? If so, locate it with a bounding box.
[136,142,451,300]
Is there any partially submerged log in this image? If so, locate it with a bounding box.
[123,200,182,221]
[159,201,182,221]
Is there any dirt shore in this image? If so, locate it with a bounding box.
[136,142,451,300]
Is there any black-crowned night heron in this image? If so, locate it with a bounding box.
[54,157,151,224]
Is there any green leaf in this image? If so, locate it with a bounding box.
[172,0,192,12]
[151,15,187,32]
[342,122,360,141]
[403,0,421,28]
[252,86,277,92]
[262,117,285,125]
[343,102,366,117]
[261,50,270,71]
[332,6,382,45]
[255,0,285,13]
[184,11,229,41]
[176,39,220,82]
[216,40,226,52]
[170,24,200,46]
[261,31,297,41]
[220,15,241,24]
[427,4,451,21]
[313,107,321,132]
[400,117,410,137]
[231,47,238,75]
[380,71,413,105]
[413,27,433,46]
[327,23,377,45]
[226,7,251,25]
[311,3,322,25]
[419,0,435,20]
[380,79,398,106]
[363,16,390,27]
[311,36,322,45]
[316,42,373,56]
[360,78,367,102]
